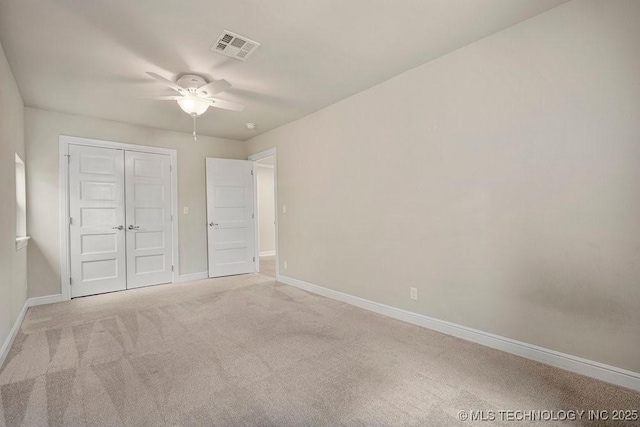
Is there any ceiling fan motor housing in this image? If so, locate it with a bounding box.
[177,74,207,93]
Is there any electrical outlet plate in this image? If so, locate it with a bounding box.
[410,287,418,300]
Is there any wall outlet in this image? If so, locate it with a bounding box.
[183,207,189,214]
[284,261,288,270]
[410,287,418,301]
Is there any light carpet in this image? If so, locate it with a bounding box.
[1,273,639,426]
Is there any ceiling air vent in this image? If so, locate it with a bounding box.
[211,30,260,61]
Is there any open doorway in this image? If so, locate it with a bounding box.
[256,157,276,277]
[250,148,278,278]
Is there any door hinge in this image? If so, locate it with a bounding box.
[170,214,173,222]
[69,217,73,225]
[171,265,174,272]
[252,213,255,219]
[69,277,72,285]
[253,257,255,262]
[251,169,254,176]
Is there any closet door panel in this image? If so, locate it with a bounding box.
[69,145,126,297]
[125,151,173,288]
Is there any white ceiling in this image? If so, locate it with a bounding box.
[0,0,568,141]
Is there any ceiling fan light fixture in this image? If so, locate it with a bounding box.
[145,71,245,141]
[177,95,209,116]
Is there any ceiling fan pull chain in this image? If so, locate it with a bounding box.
[192,114,197,141]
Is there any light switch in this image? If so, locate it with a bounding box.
[282,205,287,214]
[183,207,189,214]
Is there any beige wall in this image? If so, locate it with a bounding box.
[0,41,27,352]
[257,165,276,254]
[25,108,246,298]
[247,0,640,373]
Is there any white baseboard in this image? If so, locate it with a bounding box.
[176,271,209,283]
[27,294,64,307]
[259,251,276,257]
[0,301,29,369]
[277,274,640,392]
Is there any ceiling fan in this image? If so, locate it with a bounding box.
[146,72,245,140]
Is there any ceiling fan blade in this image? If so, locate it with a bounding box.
[146,72,187,95]
[206,97,245,112]
[145,95,183,100]
[196,79,232,97]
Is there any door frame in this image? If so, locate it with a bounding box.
[59,135,179,300]
[248,147,279,278]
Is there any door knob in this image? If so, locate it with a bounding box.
[111,225,124,230]
[209,222,218,226]
[128,225,140,230]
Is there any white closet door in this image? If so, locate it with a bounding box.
[206,158,256,277]
[125,151,173,289]
[69,145,126,297]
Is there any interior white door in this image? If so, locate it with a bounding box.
[69,145,126,297]
[125,151,174,288]
[206,158,256,277]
